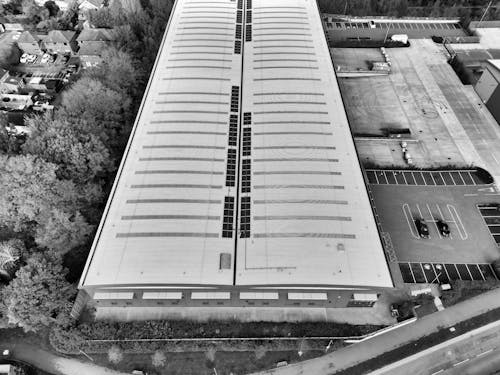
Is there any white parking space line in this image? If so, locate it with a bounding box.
[441,263,451,281]
[426,204,442,239]
[466,264,474,281]
[457,172,466,185]
[374,171,380,184]
[416,204,425,219]
[430,172,437,185]
[421,172,428,185]
[408,262,416,283]
[435,204,453,239]
[492,153,500,165]
[447,204,468,240]
[479,265,486,281]
[403,204,420,239]
[402,172,408,185]
[476,348,493,357]
[431,370,444,375]
[453,358,470,367]
[467,171,476,185]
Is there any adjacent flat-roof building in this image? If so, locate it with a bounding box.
[76,0,393,321]
[475,60,500,125]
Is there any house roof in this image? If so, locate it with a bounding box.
[3,76,23,85]
[79,0,104,9]
[44,30,76,44]
[17,31,42,44]
[76,28,116,42]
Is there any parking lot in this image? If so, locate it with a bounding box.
[399,262,497,284]
[369,182,500,284]
[366,169,486,186]
[478,204,500,246]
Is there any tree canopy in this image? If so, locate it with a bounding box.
[23,114,115,183]
[0,253,74,332]
[0,155,100,253]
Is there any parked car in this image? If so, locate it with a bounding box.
[436,220,450,237]
[27,54,37,64]
[415,219,429,238]
[41,53,51,64]
[20,53,29,63]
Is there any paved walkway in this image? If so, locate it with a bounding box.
[250,287,500,375]
[5,341,127,375]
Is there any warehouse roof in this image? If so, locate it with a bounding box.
[80,0,393,290]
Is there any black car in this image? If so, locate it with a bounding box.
[436,220,450,237]
[415,219,429,238]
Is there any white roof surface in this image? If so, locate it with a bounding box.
[80,0,393,290]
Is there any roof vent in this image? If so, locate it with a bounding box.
[337,243,345,251]
[220,253,232,269]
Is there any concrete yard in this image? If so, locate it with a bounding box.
[331,39,500,182]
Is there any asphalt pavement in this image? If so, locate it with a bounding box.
[250,287,500,375]
[370,319,500,375]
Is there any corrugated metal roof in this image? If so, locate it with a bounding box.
[80,0,393,290]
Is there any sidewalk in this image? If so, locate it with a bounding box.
[7,342,128,375]
[250,287,500,375]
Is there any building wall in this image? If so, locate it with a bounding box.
[44,42,75,54]
[475,68,498,102]
[486,87,500,125]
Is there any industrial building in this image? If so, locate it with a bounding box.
[75,0,393,321]
[475,60,500,125]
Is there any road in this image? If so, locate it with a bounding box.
[370,320,500,375]
[250,287,500,375]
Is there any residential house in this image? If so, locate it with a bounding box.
[25,77,61,93]
[0,23,24,32]
[0,364,15,375]
[0,74,25,94]
[43,30,77,54]
[16,31,43,54]
[77,28,116,67]
[78,0,105,16]
[0,93,33,111]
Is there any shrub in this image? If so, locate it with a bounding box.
[151,350,166,367]
[205,346,216,362]
[255,345,266,360]
[107,345,123,364]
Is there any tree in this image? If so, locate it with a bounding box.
[2,0,23,14]
[56,0,79,30]
[0,113,25,154]
[23,114,115,183]
[22,0,50,25]
[58,77,132,153]
[34,210,94,255]
[0,239,25,279]
[86,47,144,101]
[0,155,100,250]
[0,253,75,332]
[88,7,115,28]
[44,0,60,17]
